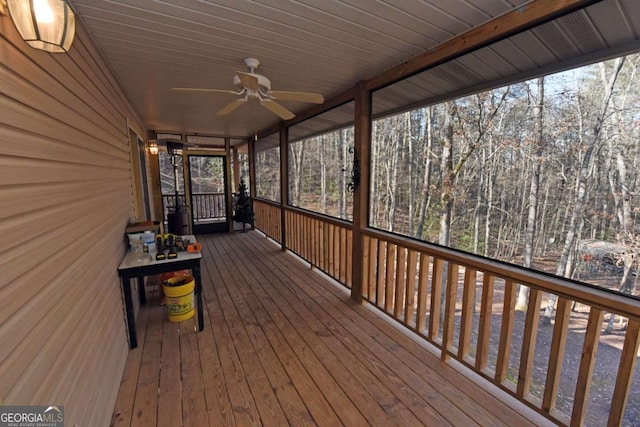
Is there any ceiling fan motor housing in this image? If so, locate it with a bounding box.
[233,73,271,92]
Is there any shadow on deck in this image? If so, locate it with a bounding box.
[111,231,549,426]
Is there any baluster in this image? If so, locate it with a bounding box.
[476,274,494,373]
[608,319,640,427]
[571,308,604,426]
[543,298,572,413]
[416,253,430,333]
[442,262,459,360]
[384,243,396,313]
[496,279,517,385]
[404,250,417,326]
[517,288,542,398]
[394,246,407,319]
[458,268,477,361]
[376,240,386,308]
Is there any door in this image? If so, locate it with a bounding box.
[188,155,229,234]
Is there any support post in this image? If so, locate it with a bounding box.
[232,147,241,192]
[225,137,234,232]
[248,138,256,230]
[351,82,371,303]
[279,123,288,250]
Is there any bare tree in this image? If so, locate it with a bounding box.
[544,57,626,323]
[517,77,545,310]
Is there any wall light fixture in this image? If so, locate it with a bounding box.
[0,0,75,53]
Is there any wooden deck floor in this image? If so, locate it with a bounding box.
[111,231,547,427]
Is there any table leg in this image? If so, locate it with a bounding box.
[137,276,146,305]
[193,263,204,331]
[122,276,138,349]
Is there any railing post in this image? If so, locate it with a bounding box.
[351,82,371,303]
[279,122,288,250]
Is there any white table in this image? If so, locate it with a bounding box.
[117,235,203,348]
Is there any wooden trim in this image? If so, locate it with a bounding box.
[147,130,163,222]
[285,205,352,229]
[253,197,280,208]
[364,0,601,91]
[279,123,288,251]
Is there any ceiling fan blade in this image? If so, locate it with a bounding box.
[236,71,260,91]
[216,98,247,116]
[270,91,324,104]
[260,99,295,120]
[172,87,238,94]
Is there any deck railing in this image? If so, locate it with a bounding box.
[253,198,282,242]
[285,208,353,288]
[253,207,640,426]
[191,192,225,222]
[363,228,640,427]
[162,193,225,222]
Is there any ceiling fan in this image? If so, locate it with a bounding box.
[172,58,324,120]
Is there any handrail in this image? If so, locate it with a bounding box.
[363,227,640,321]
[284,205,353,230]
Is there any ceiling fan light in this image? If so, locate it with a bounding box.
[7,0,75,53]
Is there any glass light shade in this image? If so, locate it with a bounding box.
[149,142,159,155]
[7,0,75,53]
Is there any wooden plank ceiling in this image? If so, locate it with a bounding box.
[68,0,639,141]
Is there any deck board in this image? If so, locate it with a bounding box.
[112,231,545,427]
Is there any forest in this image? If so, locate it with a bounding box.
[255,53,640,299]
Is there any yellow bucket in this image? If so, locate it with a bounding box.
[163,275,195,322]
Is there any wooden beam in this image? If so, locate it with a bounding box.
[248,138,256,230]
[279,122,288,251]
[365,0,601,91]
[350,82,371,303]
[225,137,233,232]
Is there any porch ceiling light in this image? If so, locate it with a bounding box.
[2,0,75,53]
